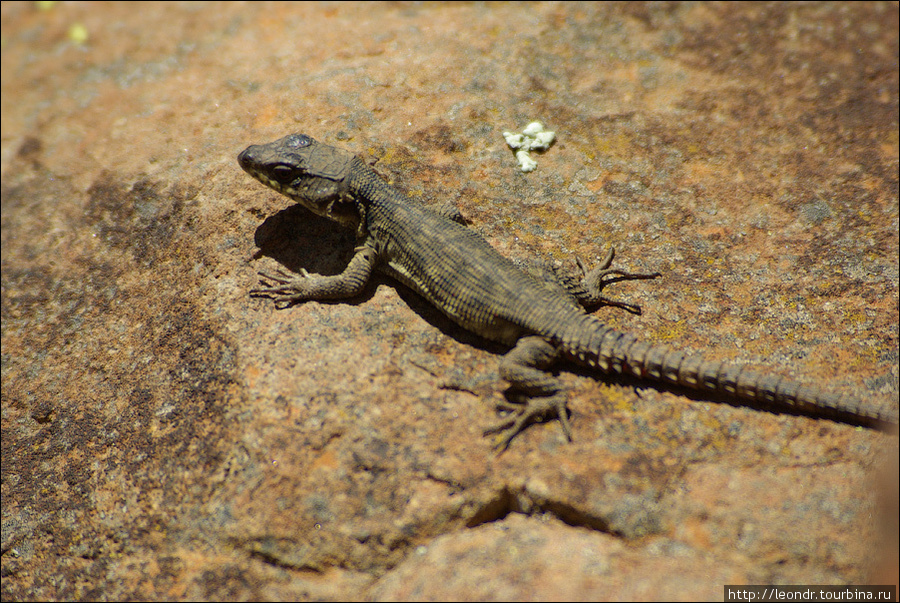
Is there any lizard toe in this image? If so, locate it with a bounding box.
[484,393,571,451]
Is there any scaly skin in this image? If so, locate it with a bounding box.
[238,133,897,450]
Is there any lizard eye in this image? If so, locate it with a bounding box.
[271,164,298,185]
[286,134,312,148]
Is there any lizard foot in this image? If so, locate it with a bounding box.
[251,268,316,309]
[484,393,572,452]
[576,247,661,315]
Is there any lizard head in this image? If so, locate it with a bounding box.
[238,133,361,230]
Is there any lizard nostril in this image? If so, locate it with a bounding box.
[237,147,253,167]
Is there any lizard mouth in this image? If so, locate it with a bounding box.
[237,145,281,191]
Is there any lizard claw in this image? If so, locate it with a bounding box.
[251,267,316,308]
[484,394,572,452]
[256,267,310,285]
[576,247,615,275]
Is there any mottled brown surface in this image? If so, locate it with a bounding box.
[2,2,897,601]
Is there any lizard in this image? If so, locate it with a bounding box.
[237,133,898,450]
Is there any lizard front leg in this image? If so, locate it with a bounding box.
[251,240,378,309]
[485,336,570,451]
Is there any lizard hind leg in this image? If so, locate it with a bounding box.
[485,336,571,451]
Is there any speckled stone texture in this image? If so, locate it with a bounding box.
[2,2,897,600]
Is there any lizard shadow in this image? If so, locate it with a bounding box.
[253,204,357,281]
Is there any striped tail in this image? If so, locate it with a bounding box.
[558,315,898,430]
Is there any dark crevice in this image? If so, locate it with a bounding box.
[465,486,618,536]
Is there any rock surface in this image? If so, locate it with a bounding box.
[2,2,897,600]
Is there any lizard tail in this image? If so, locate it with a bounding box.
[558,315,898,430]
